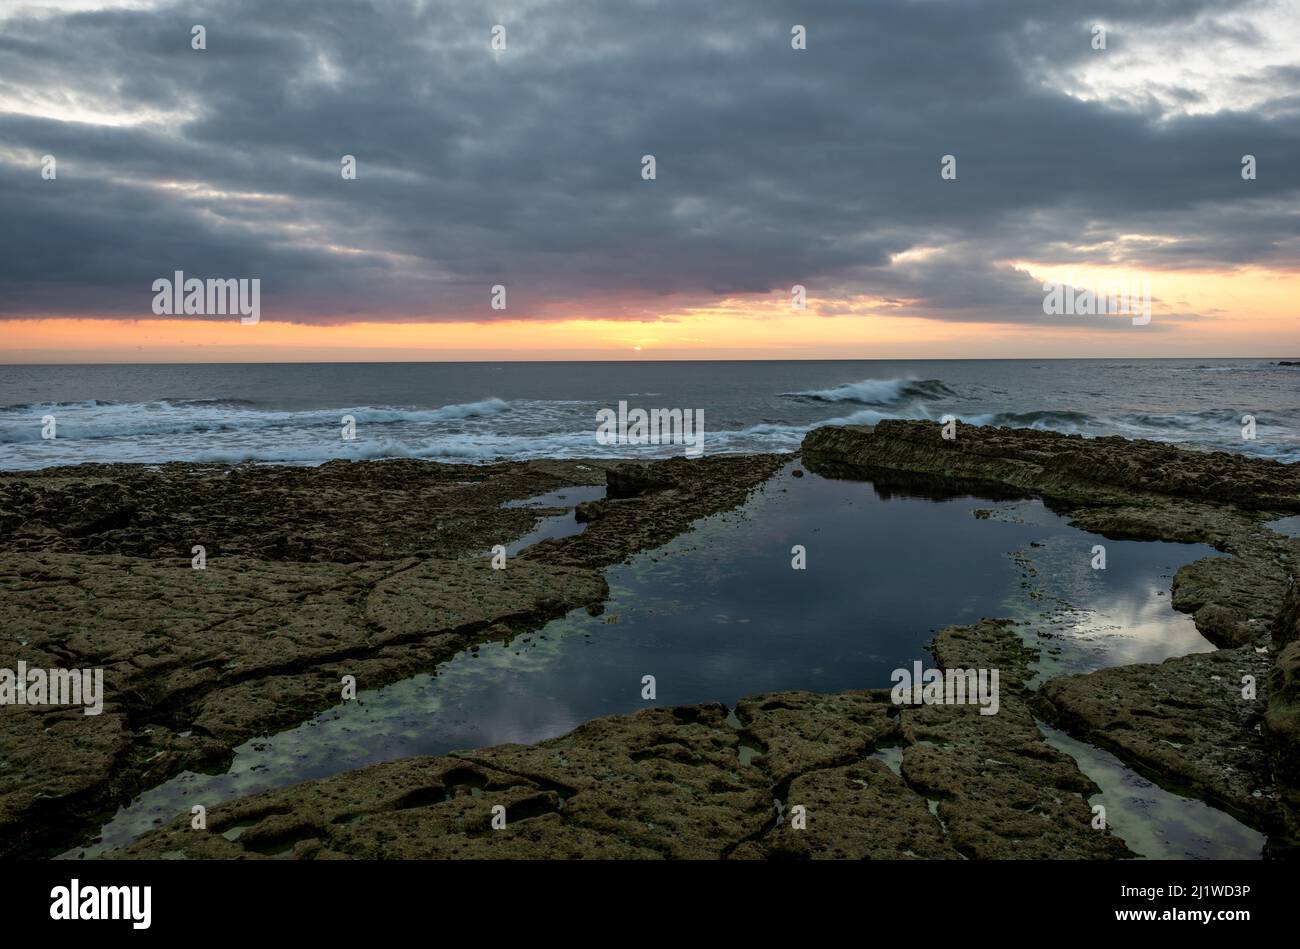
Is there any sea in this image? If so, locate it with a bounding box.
[7,356,1284,859]
[1,358,1297,470]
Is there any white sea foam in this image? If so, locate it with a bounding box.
[784,377,956,405]
[2,367,1296,469]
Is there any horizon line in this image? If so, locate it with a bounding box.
[1,354,1294,367]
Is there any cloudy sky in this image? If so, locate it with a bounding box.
[1,0,1297,360]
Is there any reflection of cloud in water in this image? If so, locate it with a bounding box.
[1007,532,1220,681]
[69,466,1230,857]
[1266,515,1300,538]
[1041,722,1263,860]
[1071,588,1215,667]
[69,630,597,859]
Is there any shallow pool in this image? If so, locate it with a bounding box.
[69,463,1235,857]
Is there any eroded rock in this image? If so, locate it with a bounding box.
[0,453,783,857]
[111,620,1130,860]
[803,419,1300,845]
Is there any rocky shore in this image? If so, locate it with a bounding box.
[805,420,1300,847]
[0,453,783,858]
[4,419,1298,859]
[108,618,1129,860]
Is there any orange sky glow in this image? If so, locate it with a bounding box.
[3,263,1297,362]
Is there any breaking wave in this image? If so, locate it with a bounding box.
[784,377,957,406]
[1,367,1295,468]
[0,397,512,444]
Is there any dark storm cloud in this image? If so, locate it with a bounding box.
[0,0,1296,323]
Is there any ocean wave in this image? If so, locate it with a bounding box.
[0,398,513,444]
[1108,410,1279,438]
[5,412,1297,469]
[137,430,659,466]
[783,377,956,406]
[1116,410,1227,430]
[151,397,262,408]
[2,376,1295,470]
[0,399,121,411]
[963,410,1096,432]
[1172,362,1293,373]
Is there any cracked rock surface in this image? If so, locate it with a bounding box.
[804,420,1300,848]
[0,453,784,858]
[9,421,1298,859]
[112,619,1132,860]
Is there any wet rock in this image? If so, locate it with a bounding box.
[113,620,1128,860]
[114,706,767,860]
[900,698,1128,859]
[0,706,133,859]
[803,419,1300,839]
[932,618,1037,689]
[0,453,783,857]
[906,619,1132,859]
[113,757,655,860]
[1171,554,1281,648]
[605,461,682,498]
[0,459,607,563]
[1274,577,1300,649]
[803,419,1300,510]
[532,455,785,568]
[733,690,898,782]
[765,761,959,860]
[464,704,771,859]
[16,419,1297,859]
[1036,647,1281,834]
[1267,580,1300,840]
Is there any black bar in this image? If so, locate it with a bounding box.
[5,859,1280,934]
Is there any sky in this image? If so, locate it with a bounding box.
[1,0,1298,362]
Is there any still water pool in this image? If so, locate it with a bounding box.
[71,463,1258,858]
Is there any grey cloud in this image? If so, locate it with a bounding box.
[0,0,1296,324]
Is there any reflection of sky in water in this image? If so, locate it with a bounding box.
[70,465,1227,857]
[1266,514,1300,538]
[994,520,1220,684]
[1040,723,1264,860]
[499,485,606,555]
